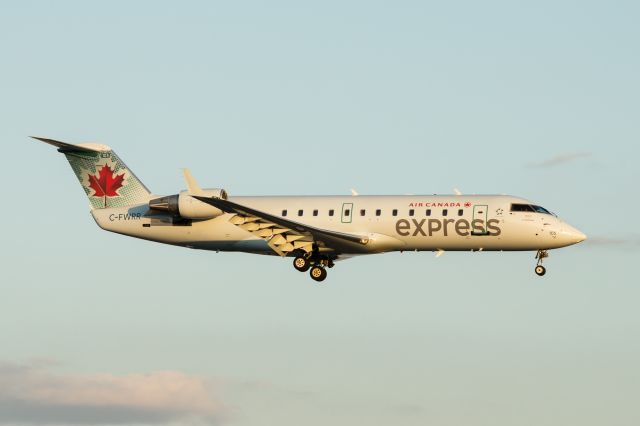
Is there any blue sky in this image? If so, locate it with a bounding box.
[1,1,639,425]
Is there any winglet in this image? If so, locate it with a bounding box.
[350,188,359,196]
[183,168,204,195]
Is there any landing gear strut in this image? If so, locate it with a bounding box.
[535,249,548,276]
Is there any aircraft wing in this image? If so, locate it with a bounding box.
[193,196,369,257]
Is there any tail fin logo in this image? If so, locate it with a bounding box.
[84,161,127,207]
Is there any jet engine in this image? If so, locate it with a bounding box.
[149,188,228,220]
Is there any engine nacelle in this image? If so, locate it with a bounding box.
[149,188,228,220]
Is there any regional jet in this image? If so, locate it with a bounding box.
[35,137,586,282]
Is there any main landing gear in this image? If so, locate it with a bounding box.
[292,252,334,282]
[535,249,549,276]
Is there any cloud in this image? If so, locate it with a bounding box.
[0,361,225,425]
[527,152,591,168]
[584,236,640,248]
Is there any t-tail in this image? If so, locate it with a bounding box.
[33,137,151,209]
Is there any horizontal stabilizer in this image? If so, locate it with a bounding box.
[31,136,111,153]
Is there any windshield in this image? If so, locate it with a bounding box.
[511,203,555,216]
[531,205,551,214]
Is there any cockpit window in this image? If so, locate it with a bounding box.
[511,203,553,215]
[510,203,535,212]
[531,205,552,214]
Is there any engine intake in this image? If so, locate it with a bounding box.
[149,188,227,220]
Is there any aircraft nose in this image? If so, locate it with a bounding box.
[561,224,587,245]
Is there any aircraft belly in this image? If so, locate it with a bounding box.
[186,239,273,254]
[91,209,257,249]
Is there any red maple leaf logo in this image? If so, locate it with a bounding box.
[87,164,125,200]
[464,202,472,208]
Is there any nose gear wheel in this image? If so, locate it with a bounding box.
[535,249,549,276]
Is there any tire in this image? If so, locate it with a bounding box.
[535,265,546,276]
[309,265,327,282]
[293,256,311,272]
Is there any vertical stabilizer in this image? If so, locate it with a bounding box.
[33,137,151,210]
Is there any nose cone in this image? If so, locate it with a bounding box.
[560,224,587,245]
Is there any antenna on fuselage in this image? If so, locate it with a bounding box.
[453,188,462,196]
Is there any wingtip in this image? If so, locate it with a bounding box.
[182,168,204,195]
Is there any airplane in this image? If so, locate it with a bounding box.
[34,137,587,282]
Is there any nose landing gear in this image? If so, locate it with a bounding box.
[535,249,548,276]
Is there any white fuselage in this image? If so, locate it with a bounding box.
[35,137,586,280]
[91,194,586,256]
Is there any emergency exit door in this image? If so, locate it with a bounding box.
[472,204,488,235]
[341,203,353,223]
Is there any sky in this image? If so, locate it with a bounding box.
[1,1,639,425]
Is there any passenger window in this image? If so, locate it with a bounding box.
[409,209,414,216]
[344,209,350,216]
[282,209,287,217]
[443,209,448,216]
[426,209,431,216]
[458,209,463,216]
[392,209,398,216]
[298,209,303,216]
[329,209,334,216]
[360,209,366,216]
[313,209,318,216]
[376,209,381,216]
